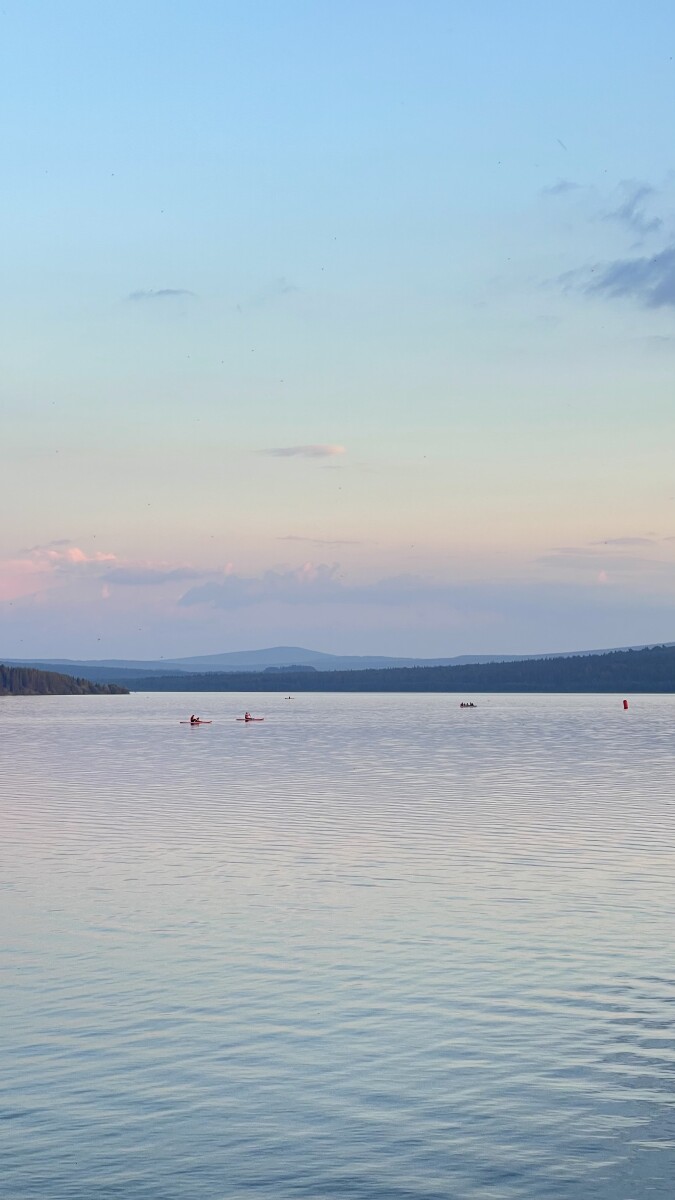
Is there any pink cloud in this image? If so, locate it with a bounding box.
[0,559,48,602]
[0,543,118,603]
[45,546,117,566]
[1,543,229,607]
[264,444,346,458]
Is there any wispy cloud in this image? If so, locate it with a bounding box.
[0,543,118,603]
[264,444,346,459]
[554,178,673,307]
[541,179,581,197]
[586,245,675,308]
[180,563,342,609]
[0,543,218,604]
[179,558,675,623]
[544,554,675,581]
[540,536,675,585]
[639,334,675,348]
[179,564,477,611]
[101,566,211,586]
[590,536,656,547]
[561,244,675,309]
[39,545,117,568]
[127,288,195,301]
[251,276,299,306]
[20,537,73,554]
[603,181,662,236]
[278,535,362,547]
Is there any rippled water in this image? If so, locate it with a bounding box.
[2,692,675,1198]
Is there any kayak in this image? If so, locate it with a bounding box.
[236,717,264,722]
[180,720,212,724]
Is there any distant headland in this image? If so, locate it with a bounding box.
[113,643,675,694]
[0,665,128,697]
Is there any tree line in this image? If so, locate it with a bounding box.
[0,665,128,696]
[122,643,675,693]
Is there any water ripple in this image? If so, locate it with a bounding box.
[2,692,675,1197]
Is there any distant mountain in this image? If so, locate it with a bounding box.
[161,641,673,672]
[4,641,674,684]
[164,645,479,671]
[1,645,532,680]
[117,644,675,694]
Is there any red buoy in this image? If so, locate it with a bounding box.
[623,699,629,710]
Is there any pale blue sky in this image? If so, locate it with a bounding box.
[2,1,675,656]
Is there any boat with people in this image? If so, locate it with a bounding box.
[180,715,213,724]
[237,711,264,722]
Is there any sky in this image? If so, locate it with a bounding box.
[2,0,675,659]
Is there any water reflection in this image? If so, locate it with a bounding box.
[2,693,675,1197]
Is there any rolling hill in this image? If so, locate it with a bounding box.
[116,644,675,694]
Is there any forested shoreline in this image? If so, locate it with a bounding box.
[4,644,674,695]
[0,665,128,696]
[121,643,675,693]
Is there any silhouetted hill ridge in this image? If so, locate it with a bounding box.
[119,643,675,693]
[6,639,674,683]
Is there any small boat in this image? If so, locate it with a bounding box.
[180,719,212,724]
[236,716,264,722]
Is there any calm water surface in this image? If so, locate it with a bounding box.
[2,692,675,1198]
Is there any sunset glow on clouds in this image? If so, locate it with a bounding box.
[263,445,347,459]
[0,544,117,603]
[2,2,675,657]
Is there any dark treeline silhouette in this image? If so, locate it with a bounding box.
[0,665,128,696]
[123,644,675,693]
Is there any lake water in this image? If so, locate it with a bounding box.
[2,692,675,1199]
